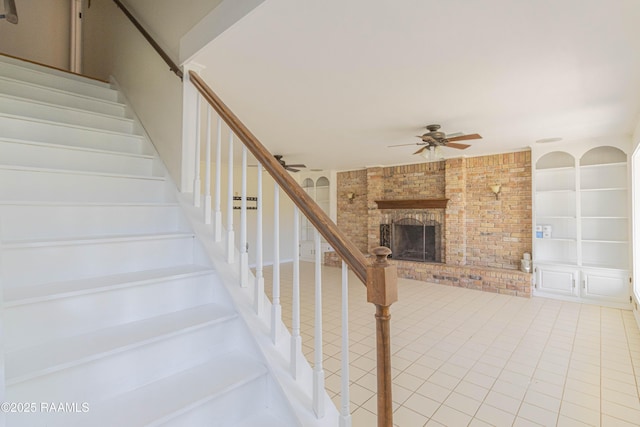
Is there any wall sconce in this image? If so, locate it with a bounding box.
[490,184,501,200]
[346,192,357,203]
[0,0,18,24]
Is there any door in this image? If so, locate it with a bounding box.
[581,268,630,305]
[535,264,578,297]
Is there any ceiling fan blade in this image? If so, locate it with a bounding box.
[413,146,429,155]
[286,164,306,168]
[389,143,421,147]
[447,133,482,142]
[445,142,471,150]
[286,167,300,173]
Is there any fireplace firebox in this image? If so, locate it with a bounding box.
[380,215,442,263]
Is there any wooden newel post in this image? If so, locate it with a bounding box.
[367,246,398,427]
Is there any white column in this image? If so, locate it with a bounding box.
[271,183,281,343]
[239,146,249,287]
[312,228,325,418]
[254,164,264,315]
[193,95,201,207]
[290,206,302,379]
[213,117,222,242]
[226,134,235,264]
[203,105,212,224]
[339,261,352,427]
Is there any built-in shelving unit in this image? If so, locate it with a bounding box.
[533,144,631,307]
[298,172,335,261]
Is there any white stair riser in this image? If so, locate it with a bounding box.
[7,320,245,405]
[0,77,128,117]
[3,235,195,287]
[5,275,219,350]
[0,115,146,154]
[0,95,135,134]
[0,140,153,177]
[0,169,170,203]
[0,62,118,102]
[157,376,269,427]
[0,204,186,240]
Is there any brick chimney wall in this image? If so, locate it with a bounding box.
[334,150,533,297]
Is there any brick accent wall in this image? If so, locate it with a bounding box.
[366,167,384,253]
[465,152,532,269]
[334,150,533,297]
[336,169,368,252]
[445,158,467,265]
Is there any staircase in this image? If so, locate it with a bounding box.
[0,55,299,426]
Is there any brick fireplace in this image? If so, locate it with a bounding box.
[331,152,533,297]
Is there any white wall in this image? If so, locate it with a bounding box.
[82,0,184,185]
[0,0,71,69]
[201,160,295,266]
[119,0,222,63]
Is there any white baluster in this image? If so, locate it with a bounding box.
[339,261,352,427]
[290,206,302,378]
[313,228,325,418]
[203,105,212,224]
[271,183,281,343]
[213,117,222,242]
[239,146,249,287]
[226,133,235,264]
[193,96,201,207]
[254,164,264,315]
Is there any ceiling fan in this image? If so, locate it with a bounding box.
[274,155,306,172]
[389,124,482,155]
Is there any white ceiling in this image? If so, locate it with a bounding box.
[192,0,640,171]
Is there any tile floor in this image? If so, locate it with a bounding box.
[262,262,640,427]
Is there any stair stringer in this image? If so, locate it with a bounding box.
[177,194,340,427]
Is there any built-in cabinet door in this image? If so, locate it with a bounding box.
[300,241,315,261]
[580,268,630,305]
[536,265,578,297]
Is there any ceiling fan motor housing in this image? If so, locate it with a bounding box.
[425,124,446,141]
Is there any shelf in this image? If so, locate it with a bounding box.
[535,238,576,242]
[582,239,628,244]
[582,262,628,270]
[536,216,576,219]
[580,187,627,192]
[536,166,575,172]
[536,189,576,194]
[582,216,627,219]
[580,162,627,170]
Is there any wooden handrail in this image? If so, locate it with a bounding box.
[112,0,183,80]
[188,70,368,284]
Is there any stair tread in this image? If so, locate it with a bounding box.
[6,303,236,384]
[0,75,121,103]
[0,201,178,207]
[0,93,135,123]
[2,231,194,248]
[4,264,214,307]
[0,136,154,159]
[0,112,144,139]
[0,164,163,180]
[87,352,267,427]
[0,55,114,89]
[234,411,293,427]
